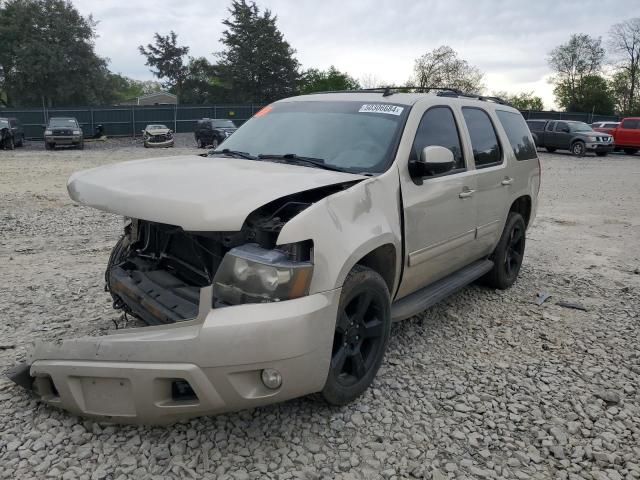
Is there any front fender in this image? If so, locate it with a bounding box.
[276,169,402,295]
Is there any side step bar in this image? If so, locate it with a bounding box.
[391,259,494,321]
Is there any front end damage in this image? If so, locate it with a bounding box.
[8,178,359,424]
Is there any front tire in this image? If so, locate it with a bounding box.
[16,134,24,147]
[481,212,526,290]
[545,147,557,153]
[623,148,638,155]
[321,265,391,406]
[211,138,219,150]
[571,141,585,156]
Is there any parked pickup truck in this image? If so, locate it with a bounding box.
[607,117,640,155]
[527,119,614,156]
[8,89,540,424]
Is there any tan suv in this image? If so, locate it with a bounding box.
[9,88,540,424]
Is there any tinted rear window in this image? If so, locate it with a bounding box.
[621,119,640,129]
[462,108,502,167]
[527,120,546,132]
[496,110,537,161]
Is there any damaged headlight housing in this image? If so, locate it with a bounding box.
[213,243,313,305]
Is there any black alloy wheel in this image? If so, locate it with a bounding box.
[504,221,525,281]
[322,265,391,405]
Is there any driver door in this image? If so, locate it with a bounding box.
[397,104,478,299]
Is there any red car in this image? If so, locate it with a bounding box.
[591,121,620,136]
[607,118,640,155]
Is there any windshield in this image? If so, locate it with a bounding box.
[212,120,236,128]
[570,122,592,132]
[217,101,409,173]
[0,119,9,129]
[49,118,79,128]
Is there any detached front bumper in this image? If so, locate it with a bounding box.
[144,139,174,148]
[10,287,340,424]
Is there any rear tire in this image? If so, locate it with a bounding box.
[321,265,391,406]
[480,212,526,290]
[596,152,608,157]
[571,141,585,156]
[623,148,638,155]
[545,147,556,153]
[16,135,24,147]
[7,137,15,150]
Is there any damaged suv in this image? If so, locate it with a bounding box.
[9,89,540,424]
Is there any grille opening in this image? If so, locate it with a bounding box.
[171,380,198,402]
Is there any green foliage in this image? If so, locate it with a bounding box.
[553,75,615,114]
[411,46,484,94]
[298,66,360,94]
[493,91,545,111]
[608,18,640,115]
[139,31,189,98]
[0,0,112,107]
[216,0,300,103]
[548,34,605,111]
[180,57,228,104]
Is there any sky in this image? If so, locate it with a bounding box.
[74,0,638,109]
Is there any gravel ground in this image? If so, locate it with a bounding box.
[1,137,639,480]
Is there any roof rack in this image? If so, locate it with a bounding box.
[310,86,512,106]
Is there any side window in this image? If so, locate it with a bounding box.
[621,119,639,129]
[546,121,556,131]
[556,121,569,132]
[496,110,537,161]
[527,121,543,132]
[411,106,465,170]
[462,107,502,168]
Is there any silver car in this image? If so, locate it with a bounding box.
[9,89,540,424]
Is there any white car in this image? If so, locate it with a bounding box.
[142,124,174,148]
[9,89,540,424]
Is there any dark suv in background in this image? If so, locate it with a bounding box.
[44,117,84,150]
[194,118,237,149]
[0,117,25,149]
[527,119,613,156]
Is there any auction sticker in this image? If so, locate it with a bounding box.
[358,104,404,116]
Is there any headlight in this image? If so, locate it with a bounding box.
[44,130,52,135]
[588,136,597,142]
[213,243,313,305]
[72,130,81,135]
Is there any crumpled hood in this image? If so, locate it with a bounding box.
[67,155,365,231]
[144,128,171,135]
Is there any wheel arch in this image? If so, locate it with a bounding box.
[509,195,532,228]
[350,243,397,295]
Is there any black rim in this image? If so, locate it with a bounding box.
[504,223,525,278]
[331,290,385,387]
[574,143,583,155]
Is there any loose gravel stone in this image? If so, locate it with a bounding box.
[1,147,639,479]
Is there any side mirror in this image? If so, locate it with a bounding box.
[409,146,455,179]
[561,127,570,133]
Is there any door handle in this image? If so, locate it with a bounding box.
[459,189,475,199]
[501,177,514,186]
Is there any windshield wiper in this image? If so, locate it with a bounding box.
[257,153,348,172]
[209,149,256,160]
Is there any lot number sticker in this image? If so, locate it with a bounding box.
[359,104,404,116]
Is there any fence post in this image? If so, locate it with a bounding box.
[214,105,217,119]
[132,106,135,138]
[174,104,178,133]
[90,108,94,135]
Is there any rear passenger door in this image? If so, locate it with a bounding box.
[618,119,639,147]
[460,107,508,254]
[398,105,478,298]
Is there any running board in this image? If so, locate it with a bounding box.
[391,259,494,321]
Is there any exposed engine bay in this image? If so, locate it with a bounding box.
[105,182,357,326]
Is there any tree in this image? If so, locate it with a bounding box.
[180,57,227,104]
[608,18,640,114]
[411,46,484,94]
[492,91,544,111]
[139,31,189,100]
[610,70,639,115]
[216,0,299,103]
[553,75,615,114]
[0,0,111,107]
[299,66,360,94]
[97,74,163,104]
[548,34,605,110]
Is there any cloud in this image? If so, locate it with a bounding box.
[74,0,637,109]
